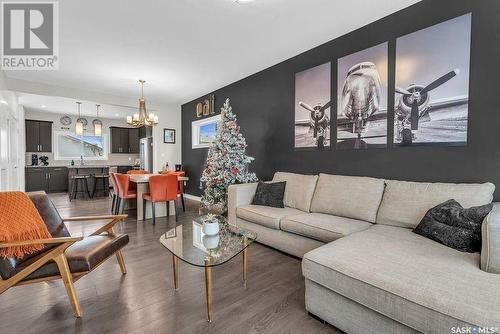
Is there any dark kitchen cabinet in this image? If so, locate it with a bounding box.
[110,127,140,153]
[25,120,52,152]
[25,167,68,193]
[128,128,140,153]
[25,168,49,192]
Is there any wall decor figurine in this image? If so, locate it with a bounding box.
[163,128,176,144]
[294,62,331,150]
[337,42,388,149]
[394,13,471,147]
[196,102,203,118]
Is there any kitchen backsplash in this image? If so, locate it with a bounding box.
[26,152,140,167]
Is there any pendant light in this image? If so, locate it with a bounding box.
[93,104,102,136]
[75,102,84,135]
[126,80,159,127]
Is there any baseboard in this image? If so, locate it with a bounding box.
[184,193,201,202]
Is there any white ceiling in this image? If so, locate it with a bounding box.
[6,0,421,106]
[19,93,138,119]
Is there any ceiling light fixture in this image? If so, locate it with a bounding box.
[75,102,84,135]
[233,0,254,3]
[93,104,103,136]
[126,80,158,127]
[41,105,47,108]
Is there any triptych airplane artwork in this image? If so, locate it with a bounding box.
[294,13,471,150]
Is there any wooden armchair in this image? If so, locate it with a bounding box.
[0,192,129,317]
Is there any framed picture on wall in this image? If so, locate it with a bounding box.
[337,42,388,149]
[192,114,221,149]
[294,62,331,150]
[394,13,471,147]
[163,128,176,144]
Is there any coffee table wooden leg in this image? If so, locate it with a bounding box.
[205,265,212,322]
[242,247,248,287]
[172,254,179,290]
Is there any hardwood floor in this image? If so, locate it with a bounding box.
[0,193,340,334]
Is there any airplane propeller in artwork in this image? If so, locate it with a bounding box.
[395,69,459,145]
[299,101,331,149]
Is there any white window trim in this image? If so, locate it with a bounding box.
[54,131,108,161]
[191,114,221,149]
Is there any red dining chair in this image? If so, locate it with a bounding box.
[142,174,179,224]
[115,173,137,214]
[109,172,119,214]
[127,170,149,175]
[161,171,186,212]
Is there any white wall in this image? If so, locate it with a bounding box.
[25,109,140,166]
[0,90,24,191]
[152,104,182,173]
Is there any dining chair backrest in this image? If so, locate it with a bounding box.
[127,170,148,175]
[148,174,178,202]
[109,172,119,196]
[114,173,131,198]
[161,171,185,194]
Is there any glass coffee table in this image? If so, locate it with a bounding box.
[159,215,257,322]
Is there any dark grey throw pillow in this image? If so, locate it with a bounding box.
[413,199,493,252]
[251,181,286,208]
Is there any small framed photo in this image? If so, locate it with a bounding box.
[163,128,176,144]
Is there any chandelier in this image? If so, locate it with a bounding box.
[126,80,159,127]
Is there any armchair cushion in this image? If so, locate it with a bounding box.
[481,202,500,273]
[1,234,129,280]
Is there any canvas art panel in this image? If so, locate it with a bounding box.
[337,42,388,149]
[394,13,471,146]
[294,62,331,150]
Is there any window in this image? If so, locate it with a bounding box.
[54,131,108,160]
[191,114,221,149]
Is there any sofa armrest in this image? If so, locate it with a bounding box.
[228,182,258,226]
[481,202,500,273]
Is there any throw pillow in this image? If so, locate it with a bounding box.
[252,181,286,208]
[413,199,493,252]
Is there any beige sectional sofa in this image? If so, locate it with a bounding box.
[228,172,500,334]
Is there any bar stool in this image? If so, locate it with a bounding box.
[115,173,137,214]
[92,174,109,198]
[142,174,179,224]
[109,173,118,214]
[70,174,91,201]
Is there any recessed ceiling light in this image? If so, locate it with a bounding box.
[41,105,47,108]
[0,100,7,105]
[115,113,119,117]
[233,0,254,3]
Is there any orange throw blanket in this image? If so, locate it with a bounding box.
[0,192,52,259]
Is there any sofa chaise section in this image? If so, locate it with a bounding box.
[302,224,500,333]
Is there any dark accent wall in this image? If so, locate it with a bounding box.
[182,0,500,199]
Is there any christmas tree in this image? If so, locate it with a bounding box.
[200,98,258,213]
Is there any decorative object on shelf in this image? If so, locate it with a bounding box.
[295,62,331,150]
[191,114,221,149]
[60,115,72,126]
[195,94,215,118]
[196,102,203,117]
[200,98,258,214]
[126,80,159,127]
[394,13,471,147]
[337,42,388,150]
[163,128,176,143]
[93,104,103,136]
[39,156,49,166]
[75,102,84,135]
[201,214,220,236]
[175,164,182,172]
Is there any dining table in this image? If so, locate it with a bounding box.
[129,173,189,222]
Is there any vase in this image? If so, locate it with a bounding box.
[202,222,220,236]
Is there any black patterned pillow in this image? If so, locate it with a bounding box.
[413,199,493,252]
[251,181,286,208]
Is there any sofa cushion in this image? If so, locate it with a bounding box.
[272,172,318,212]
[302,225,500,332]
[281,213,372,243]
[236,205,302,230]
[376,180,495,229]
[310,174,385,223]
